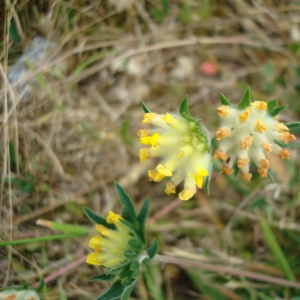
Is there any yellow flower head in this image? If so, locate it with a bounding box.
[214,98,296,182]
[138,108,211,201]
[86,211,132,268]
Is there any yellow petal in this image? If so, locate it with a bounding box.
[217,105,231,117]
[179,188,196,201]
[216,128,230,140]
[165,182,176,195]
[89,236,102,250]
[142,113,156,124]
[106,211,122,224]
[139,148,149,162]
[251,101,267,111]
[157,164,173,176]
[239,107,252,122]
[86,252,102,266]
[255,119,266,133]
[162,113,174,125]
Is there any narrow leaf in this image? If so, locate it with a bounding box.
[83,207,115,229]
[130,261,140,272]
[142,102,152,113]
[89,274,115,281]
[136,199,149,243]
[267,99,277,113]
[204,174,210,195]
[115,182,136,224]
[121,277,138,300]
[237,88,251,109]
[269,105,287,117]
[220,94,231,106]
[260,220,296,281]
[147,239,158,259]
[285,122,300,135]
[35,277,44,293]
[96,280,124,300]
[275,140,300,149]
[267,169,274,183]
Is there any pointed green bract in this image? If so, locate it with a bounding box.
[220,94,231,106]
[147,239,158,259]
[275,140,300,148]
[237,88,251,109]
[136,199,149,243]
[83,207,115,229]
[115,182,137,225]
[285,122,300,129]
[267,99,277,113]
[179,96,194,121]
[142,102,152,113]
[269,105,287,117]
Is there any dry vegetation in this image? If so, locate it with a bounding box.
[1,0,300,299]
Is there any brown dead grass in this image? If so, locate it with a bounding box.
[1,1,300,299]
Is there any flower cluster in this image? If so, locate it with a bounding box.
[214,100,296,181]
[138,105,211,201]
[86,211,131,268]
[0,289,40,300]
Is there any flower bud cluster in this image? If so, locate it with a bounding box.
[214,101,296,181]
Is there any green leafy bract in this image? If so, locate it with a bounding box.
[267,99,277,113]
[275,140,300,149]
[147,239,158,259]
[83,207,115,229]
[220,94,231,106]
[142,102,152,113]
[115,182,137,225]
[179,96,195,122]
[89,274,116,281]
[136,199,149,243]
[269,105,288,117]
[237,88,251,109]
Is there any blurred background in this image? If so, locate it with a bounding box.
[1,1,300,299]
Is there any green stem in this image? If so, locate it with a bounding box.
[0,234,81,247]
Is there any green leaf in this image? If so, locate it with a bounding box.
[128,238,143,252]
[89,274,115,281]
[121,277,138,300]
[130,261,140,272]
[120,219,141,240]
[275,140,300,149]
[123,251,136,260]
[136,199,149,243]
[83,207,115,229]
[35,277,44,293]
[142,102,152,113]
[237,88,251,109]
[179,96,193,121]
[267,100,277,113]
[96,280,124,300]
[108,261,131,275]
[267,169,274,183]
[9,20,21,42]
[260,220,296,281]
[249,197,267,211]
[233,163,239,177]
[220,94,231,106]
[269,105,287,117]
[147,239,158,259]
[115,182,137,224]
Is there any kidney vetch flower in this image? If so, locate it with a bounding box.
[86,211,132,267]
[138,99,212,201]
[214,91,296,181]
